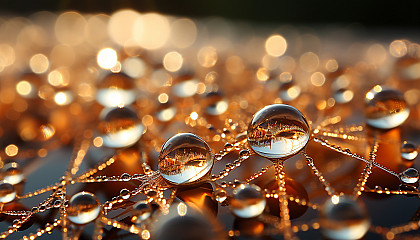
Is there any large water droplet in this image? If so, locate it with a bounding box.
[400,168,419,184]
[320,195,370,240]
[1,162,24,185]
[96,73,136,107]
[230,184,266,218]
[131,201,152,223]
[401,141,418,161]
[247,104,310,160]
[364,86,410,129]
[213,188,227,203]
[99,106,144,148]
[158,133,213,185]
[0,182,16,203]
[67,192,101,225]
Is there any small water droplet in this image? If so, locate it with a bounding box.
[400,168,419,184]
[320,195,370,240]
[0,182,16,203]
[120,173,131,181]
[67,192,101,225]
[1,162,24,185]
[230,184,266,218]
[158,133,213,185]
[364,86,409,129]
[119,188,131,200]
[247,104,310,160]
[213,188,227,203]
[99,106,144,148]
[131,201,152,223]
[401,141,418,161]
[204,91,229,116]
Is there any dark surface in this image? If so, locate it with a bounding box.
[1,0,420,26]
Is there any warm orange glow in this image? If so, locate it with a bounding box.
[299,52,319,72]
[265,34,287,57]
[5,144,18,157]
[108,9,140,46]
[197,46,217,68]
[30,54,49,74]
[55,11,87,45]
[170,18,197,48]
[163,51,183,72]
[97,48,118,69]
[133,13,170,50]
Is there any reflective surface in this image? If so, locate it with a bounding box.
[364,86,410,129]
[401,141,418,161]
[96,73,136,107]
[158,133,213,185]
[0,182,16,203]
[247,104,310,160]
[400,168,419,184]
[1,162,23,185]
[131,201,152,223]
[320,195,370,240]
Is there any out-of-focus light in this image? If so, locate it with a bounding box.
[158,93,169,103]
[366,43,387,66]
[54,91,73,106]
[108,9,140,46]
[16,81,33,97]
[311,72,326,86]
[226,56,245,74]
[389,40,408,58]
[265,35,287,57]
[326,59,339,72]
[170,18,197,48]
[122,57,146,78]
[133,13,170,50]
[97,48,118,69]
[177,202,188,216]
[30,54,49,74]
[299,52,319,72]
[163,51,183,72]
[55,11,87,46]
[197,46,217,68]
[5,144,18,157]
[0,44,15,69]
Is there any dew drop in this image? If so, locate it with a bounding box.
[0,182,16,203]
[230,184,266,218]
[364,86,410,129]
[120,173,131,181]
[213,188,227,203]
[96,73,136,107]
[320,195,370,240]
[158,133,213,185]
[279,81,301,102]
[1,162,24,185]
[67,192,101,225]
[119,188,131,200]
[131,201,152,223]
[247,104,310,160]
[399,168,419,184]
[401,141,418,161]
[98,106,144,148]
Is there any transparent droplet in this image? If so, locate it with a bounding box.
[213,188,227,203]
[401,141,418,161]
[364,86,410,129]
[399,168,419,184]
[320,195,370,240]
[279,81,301,102]
[158,133,213,185]
[333,88,354,104]
[0,182,16,203]
[247,104,310,160]
[99,106,144,148]
[96,73,136,107]
[230,184,266,218]
[119,188,131,200]
[1,162,24,185]
[131,201,152,224]
[204,92,229,116]
[67,192,101,225]
[172,76,199,98]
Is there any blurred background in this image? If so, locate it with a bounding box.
[2,0,420,27]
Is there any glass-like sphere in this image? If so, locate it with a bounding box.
[400,168,419,184]
[96,73,136,107]
[131,201,152,224]
[247,104,310,160]
[230,184,266,218]
[364,86,410,129]
[320,195,370,240]
[1,162,24,185]
[213,188,227,203]
[0,182,16,203]
[401,141,418,161]
[67,192,101,225]
[158,133,213,185]
[98,106,144,148]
